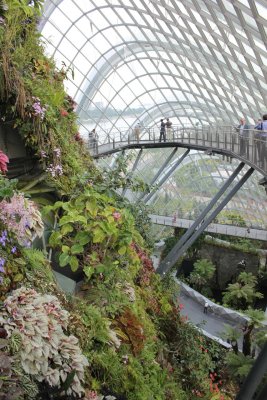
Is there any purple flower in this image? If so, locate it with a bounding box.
[0,258,5,273]
[11,246,17,254]
[32,98,46,120]
[46,164,63,177]
[0,231,7,246]
[40,150,47,158]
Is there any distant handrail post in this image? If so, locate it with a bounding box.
[113,138,115,149]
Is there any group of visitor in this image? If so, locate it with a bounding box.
[88,114,267,163]
[159,118,173,142]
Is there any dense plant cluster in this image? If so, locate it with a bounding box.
[0,287,88,397]
[0,0,93,195]
[0,193,44,246]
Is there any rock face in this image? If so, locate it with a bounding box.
[198,243,260,289]
[0,123,27,158]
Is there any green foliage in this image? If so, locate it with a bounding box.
[22,247,55,290]
[225,352,254,381]
[216,211,247,227]
[126,201,155,249]
[189,258,215,292]
[223,272,263,310]
[45,185,142,280]
[100,153,151,194]
[0,175,17,200]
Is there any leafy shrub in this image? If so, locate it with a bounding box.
[1,287,88,397]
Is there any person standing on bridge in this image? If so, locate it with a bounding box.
[255,114,267,168]
[88,128,98,152]
[166,118,173,141]
[159,119,166,142]
[134,122,141,142]
[236,117,250,157]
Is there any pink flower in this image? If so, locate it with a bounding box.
[0,151,9,173]
[85,391,98,400]
[113,211,121,220]
[60,108,68,117]
[74,132,83,143]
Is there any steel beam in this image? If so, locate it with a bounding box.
[157,166,254,276]
[160,162,245,256]
[122,149,143,197]
[144,149,190,204]
[138,147,178,201]
[236,342,267,400]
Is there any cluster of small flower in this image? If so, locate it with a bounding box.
[46,164,63,177]
[0,194,44,246]
[32,97,46,120]
[40,150,47,158]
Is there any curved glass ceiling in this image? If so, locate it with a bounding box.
[39,1,267,230]
[40,0,267,133]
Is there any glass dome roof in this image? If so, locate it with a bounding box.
[39,0,267,230]
[40,0,267,133]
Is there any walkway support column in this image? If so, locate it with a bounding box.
[138,147,178,201]
[144,149,190,204]
[122,149,143,197]
[157,166,254,276]
[161,162,245,256]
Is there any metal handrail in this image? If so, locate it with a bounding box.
[86,125,267,174]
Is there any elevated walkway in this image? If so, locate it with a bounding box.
[90,125,267,177]
[150,214,267,241]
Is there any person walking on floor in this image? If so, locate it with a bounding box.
[159,119,166,142]
[203,301,209,314]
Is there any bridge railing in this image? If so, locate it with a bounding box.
[86,125,267,173]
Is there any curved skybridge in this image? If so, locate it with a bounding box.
[90,125,267,177]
